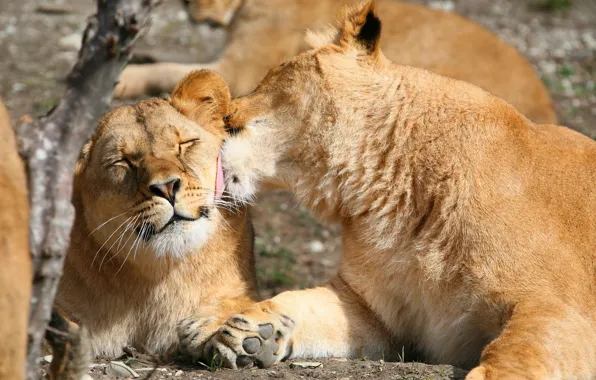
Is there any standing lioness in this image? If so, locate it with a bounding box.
[56,71,258,357]
[180,1,596,378]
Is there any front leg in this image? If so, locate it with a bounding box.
[205,276,393,369]
[177,296,256,363]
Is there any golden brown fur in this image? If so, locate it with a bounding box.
[115,0,557,125]
[0,100,30,380]
[55,71,258,357]
[179,2,596,378]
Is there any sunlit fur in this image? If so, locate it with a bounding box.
[115,0,557,125]
[55,71,258,357]
[203,1,596,378]
[0,100,30,380]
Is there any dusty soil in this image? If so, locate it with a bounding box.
[2,0,595,378]
[85,358,468,380]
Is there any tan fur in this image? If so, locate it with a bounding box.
[115,0,557,125]
[0,100,30,380]
[180,2,596,378]
[55,71,259,357]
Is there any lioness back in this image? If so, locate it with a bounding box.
[0,100,30,380]
[56,71,258,357]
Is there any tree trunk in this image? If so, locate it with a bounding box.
[16,1,158,378]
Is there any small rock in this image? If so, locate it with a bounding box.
[176,11,188,22]
[36,4,74,15]
[81,375,94,380]
[4,25,16,36]
[290,361,322,369]
[41,355,53,364]
[59,33,82,51]
[428,1,455,12]
[105,361,140,378]
[11,83,25,94]
[175,370,184,376]
[309,240,325,254]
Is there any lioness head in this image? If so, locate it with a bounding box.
[221,0,384,203]
[183,0,243,26]
[75,70,231,260]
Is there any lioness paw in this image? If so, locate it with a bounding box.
[208,303,295,369]
[177,317,220,360]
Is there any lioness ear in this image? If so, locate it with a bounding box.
[339,0,381,56]
[170,70,231,130]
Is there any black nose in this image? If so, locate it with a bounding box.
[149,178,181,206]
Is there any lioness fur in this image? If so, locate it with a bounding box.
[115,0,557,125]
[55,71,258,357]
[179,2,596,378]
[0,100,30,380]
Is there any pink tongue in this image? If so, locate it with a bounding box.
[215,154,225,200]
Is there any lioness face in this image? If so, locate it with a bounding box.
[221,3,384,204]
[183,0,243,26]
[77,85,229,260]
[220,57,318,203]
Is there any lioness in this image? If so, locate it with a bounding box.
[115,0,557,125]
[55,70,258,357]
[179,1,596,378]
[0,100,30,380]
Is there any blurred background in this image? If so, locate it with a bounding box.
[0,0,594,299]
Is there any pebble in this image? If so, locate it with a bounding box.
[309,240,325,254]
[59,33,82,51]
[105,361,140,378]
[290,361,322,369]
[41,355,53,364]
[428,1,455,12]
[175,370,184,376]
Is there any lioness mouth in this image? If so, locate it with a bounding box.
[138,214,197,241]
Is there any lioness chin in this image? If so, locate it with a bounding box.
[55,70,258,358]
[115,0,557,125]
[179,1,596,378]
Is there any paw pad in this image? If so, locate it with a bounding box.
[242,337,261,354]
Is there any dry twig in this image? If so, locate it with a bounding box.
[17,0,159,378]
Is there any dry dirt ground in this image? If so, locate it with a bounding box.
[1,0,595,378]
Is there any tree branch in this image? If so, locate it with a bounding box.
[17,0,158,378]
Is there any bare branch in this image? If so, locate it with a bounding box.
[17,0,158,378]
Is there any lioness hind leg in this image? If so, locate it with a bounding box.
[113,62,217,99]
[466,300,596,380]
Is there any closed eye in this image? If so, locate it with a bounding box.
[179,138,200,155]
[110,158,133,169]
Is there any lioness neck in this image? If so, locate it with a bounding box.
[282,63,505,248]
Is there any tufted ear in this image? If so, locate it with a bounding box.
[170,70,231,132]
[339,0,381,56]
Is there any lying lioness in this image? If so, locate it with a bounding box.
[0,100,30,380]
[178,1,596,378]
[116,0,557,125]
[55,70,258,357]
